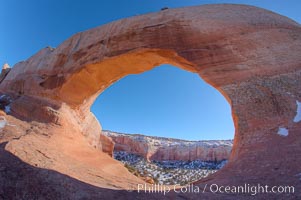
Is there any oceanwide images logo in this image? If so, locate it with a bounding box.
[136,183,295,196]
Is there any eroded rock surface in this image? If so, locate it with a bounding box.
[103,130,232,162]
[0,4,301,199]
[0,63,11,84]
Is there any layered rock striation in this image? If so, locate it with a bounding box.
[103,130,232,162]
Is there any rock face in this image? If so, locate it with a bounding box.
[103,130,232,161]
[0,63,11,84]
[0,4,301,199]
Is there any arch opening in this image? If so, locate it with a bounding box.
[90,62,234,185]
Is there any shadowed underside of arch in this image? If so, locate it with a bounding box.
[0,4,301,199]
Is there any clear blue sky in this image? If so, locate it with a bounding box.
[1,1,300,140]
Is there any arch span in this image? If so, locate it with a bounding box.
[1,4,301,197]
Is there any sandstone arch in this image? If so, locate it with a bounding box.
[0,4,301,199]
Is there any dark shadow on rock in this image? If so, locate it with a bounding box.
[0,142,147,200]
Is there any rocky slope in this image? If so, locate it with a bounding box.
[114,151,227,185]
[103,130,233,162]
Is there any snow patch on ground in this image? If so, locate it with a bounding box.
[0,116,7,128]
[277,127,289,137]
[293,100,301,123]
[114,151,227,185]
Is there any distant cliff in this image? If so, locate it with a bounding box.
[102,130,233,162]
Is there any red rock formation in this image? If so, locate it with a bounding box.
[103,130,232,161]
[0,4,301,199]
[0,63,11,84]
[108,133,149,158]
[151,145,231,161]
